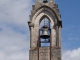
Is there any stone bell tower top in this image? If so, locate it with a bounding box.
[30,0,61,24]
[36,0,54,4]
[28,0,62,48]
[35,0,56,9]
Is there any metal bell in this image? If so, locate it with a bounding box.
[42,27,48,35]
[40,26,50,39]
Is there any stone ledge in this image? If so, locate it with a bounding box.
[51,46,61,49]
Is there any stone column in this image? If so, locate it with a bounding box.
[59,27,61,48]
[51,28,56,47]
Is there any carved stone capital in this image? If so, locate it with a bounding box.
[28,21,34,27]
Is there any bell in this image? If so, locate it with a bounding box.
[40,26,50,39]
[43,0,48,3]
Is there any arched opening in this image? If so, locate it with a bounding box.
[39,17,51,47]
[41,0,49,3]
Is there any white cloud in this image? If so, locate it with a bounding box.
[0,23,29,60]
[69,37,79,40]
[0,0,32,25]
[0,0,32,60]
[0,50,29,60]
[62,48,80,60]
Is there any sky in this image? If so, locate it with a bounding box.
[0,0,80,60]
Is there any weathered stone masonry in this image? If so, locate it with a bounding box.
[28,0,62,60]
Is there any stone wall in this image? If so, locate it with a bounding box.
[29,47,61,60]
[39,47,50,60]
[29,48,38,60]
[51,48,61,60]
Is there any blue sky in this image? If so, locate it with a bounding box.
[56,0,80,50]
[0,0,80,60]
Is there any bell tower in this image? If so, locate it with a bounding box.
[28,0,62,60]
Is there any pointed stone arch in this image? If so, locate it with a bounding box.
[31,6,60,22]
[30,6,59,48]
[32,6,57,27]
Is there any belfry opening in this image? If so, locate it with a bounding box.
[40,17,51,47]
[42,0,48,3]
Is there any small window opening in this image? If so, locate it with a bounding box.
[41,39,50,47]
[41,0,49,3]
